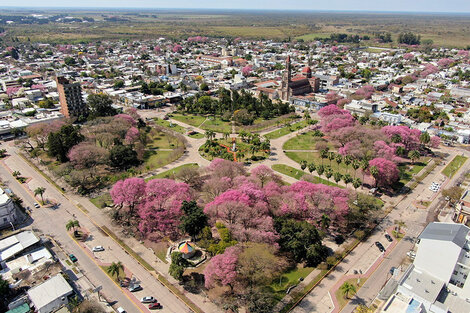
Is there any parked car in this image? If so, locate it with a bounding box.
[140,296,156,303]
[407,251,416,259]
[117,307,126,313]
[385,234,393,242]
[92,246,105,252]
[128,284,142,292]
[148,303,162,310]
[69,254,77,262]
[34,202,40,208]
[375,241,385,252]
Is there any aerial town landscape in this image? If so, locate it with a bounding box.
[1,1,470,313]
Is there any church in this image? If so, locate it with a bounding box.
[280,56,320,101]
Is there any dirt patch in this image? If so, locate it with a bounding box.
[144,239,170,263]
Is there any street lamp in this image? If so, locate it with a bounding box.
[9,221,15,231]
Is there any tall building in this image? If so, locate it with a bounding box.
[280,56,319,102]
[56,76,87,118]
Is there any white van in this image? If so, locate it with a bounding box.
[117,307,126,313]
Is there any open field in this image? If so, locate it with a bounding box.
[271,164,342,188]
[264,119,309,140]
[147,163,199,180]
[282,131,324,150]
[442,155,468,178]
[1,10,470,47]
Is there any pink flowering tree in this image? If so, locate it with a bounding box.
[138,179,191,239]
[430,136,441,148]
[420,64,439,77]
[67,142,108,170]
[354,85,375,99]
[331,46,339,53]
[115,113,137,126]
[403,53,414,60]
[457,50,469,57]
[381,125,421,151]
[318,104,349,118]
[250,165,281,187]
[206,158,247,179]
[368,158,399,188]
[172,44,183,53]
[110,177,146,218]
[204,246,240,290]
[437,58,453,68]
[125,127,140,145]
[154,46,161,53]
[241,66,252,76]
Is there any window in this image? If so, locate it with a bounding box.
[454,271,458,275]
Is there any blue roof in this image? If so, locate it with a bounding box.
[6,303,30,313]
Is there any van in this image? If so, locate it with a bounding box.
[117,307,126,313]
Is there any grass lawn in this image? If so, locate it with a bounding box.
[143,150,175,169]
[171,114,207,128]
[282,131,325,150]
[201,117,232,133]
[398,159,429,185]
[101,265,126,282]
[147,130,182,150]
[90,192,113,209]
[146,163,199,180]
[154,118,186,134]
[188,132,204,139]
[442,155,468,178]
[267,265,314,301]
[236,114,298,133]
[271,164,342,187]
[264,120,309,140]
[334,278,366,309]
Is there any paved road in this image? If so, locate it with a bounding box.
[0,143,192,313]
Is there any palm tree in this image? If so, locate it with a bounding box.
[370,165,379,188]
[319,214,330,230]
[34,187,46,204]
[352,177,362,190]
[316,164,325,177]
[65,219,80,232]
[223,132,230,141]
[307,162,316,174]
[12,171,21,178]
[107,261,124,281]
[333,172,342,184]
[335,154,343,171]
[320,149,328,166]
[408,150,420,164]
[300,160,307,171]
[351,159,360,178]
[325,168,333,182]
[343,174,352,187]
[344,155,352,174]
[394,220,406,234]
[340,282,357,299]
[360,160,369,182]
[328,151,335,166]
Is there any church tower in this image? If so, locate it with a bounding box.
[281,56,292,101]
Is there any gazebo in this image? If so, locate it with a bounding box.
[178,241,196,259]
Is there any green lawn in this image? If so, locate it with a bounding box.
[90,192,113,209]
[271,164,342,187]
[146,130,181,150]
[201,117,232,133]
[154,118,186,134]
[398,158,430,185]
[334,278,366,309]
[442,155,468,178]
[188,132,204,139]
[146,163,199,180]
[236,114,298,133]
[171,114,207,128]
[267,265,314,300]
[282,131,325,150]
[264,120,309,140]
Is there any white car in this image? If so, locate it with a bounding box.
[33,202,40,208]
[92,246,105,252]
[117,307,126,313]
[140,296,156,303]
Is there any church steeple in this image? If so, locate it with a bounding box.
[285,55,291,82]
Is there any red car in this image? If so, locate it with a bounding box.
[148,303,162,310]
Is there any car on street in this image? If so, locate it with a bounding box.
[140,296,156,303]
[148,303,162,310]
[375,241,385,252]
[407,251,416,259]
[92,246,105,252]
[128,284,142,292]
[68,254,77,262]
[117,307,126,313]
[385,234,393,242]
[34,202,40,208]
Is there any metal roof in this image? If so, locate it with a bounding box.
[418,222,470,248]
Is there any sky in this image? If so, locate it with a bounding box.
[2,0,470,13]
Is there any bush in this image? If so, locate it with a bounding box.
[353,230,365,240]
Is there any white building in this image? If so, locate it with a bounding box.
[0,188,17,229]
[382,223,470,313]
[27,274,73,313]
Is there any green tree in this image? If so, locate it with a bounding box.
[107,261,124,281]
[442,186,464,205]
[328,151,336,166]
[408,150,421,164]
[87,93,117,118]
[320,149,328,165]
[352,178,362,191]
[109,145,139,170]
[65,219,80,232]
[335,154,343,171]
[300,160,307,171]
[369,165,379,187]
[307,162,316,174]
[47,124,84,162]
[360,160,369,182]
[34,187,46,204]
[333,172,342,184]
[343,174,352,186]
[325,168,333,181]
[169,252,190,281]
[179,201,208,241]
[316,164,325,176]
[340,282,357,299]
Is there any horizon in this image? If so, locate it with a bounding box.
[1,0,470,14]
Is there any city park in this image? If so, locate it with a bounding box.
[20,92,454,312]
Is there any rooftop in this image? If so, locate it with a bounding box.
[27,274,73,310]
[418,222,470,248]
[400,266,445,304]
[0,231,40,262]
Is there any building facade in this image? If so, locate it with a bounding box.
[0,188,16,229]
[280,56,319,102]
[56,76,87,118]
